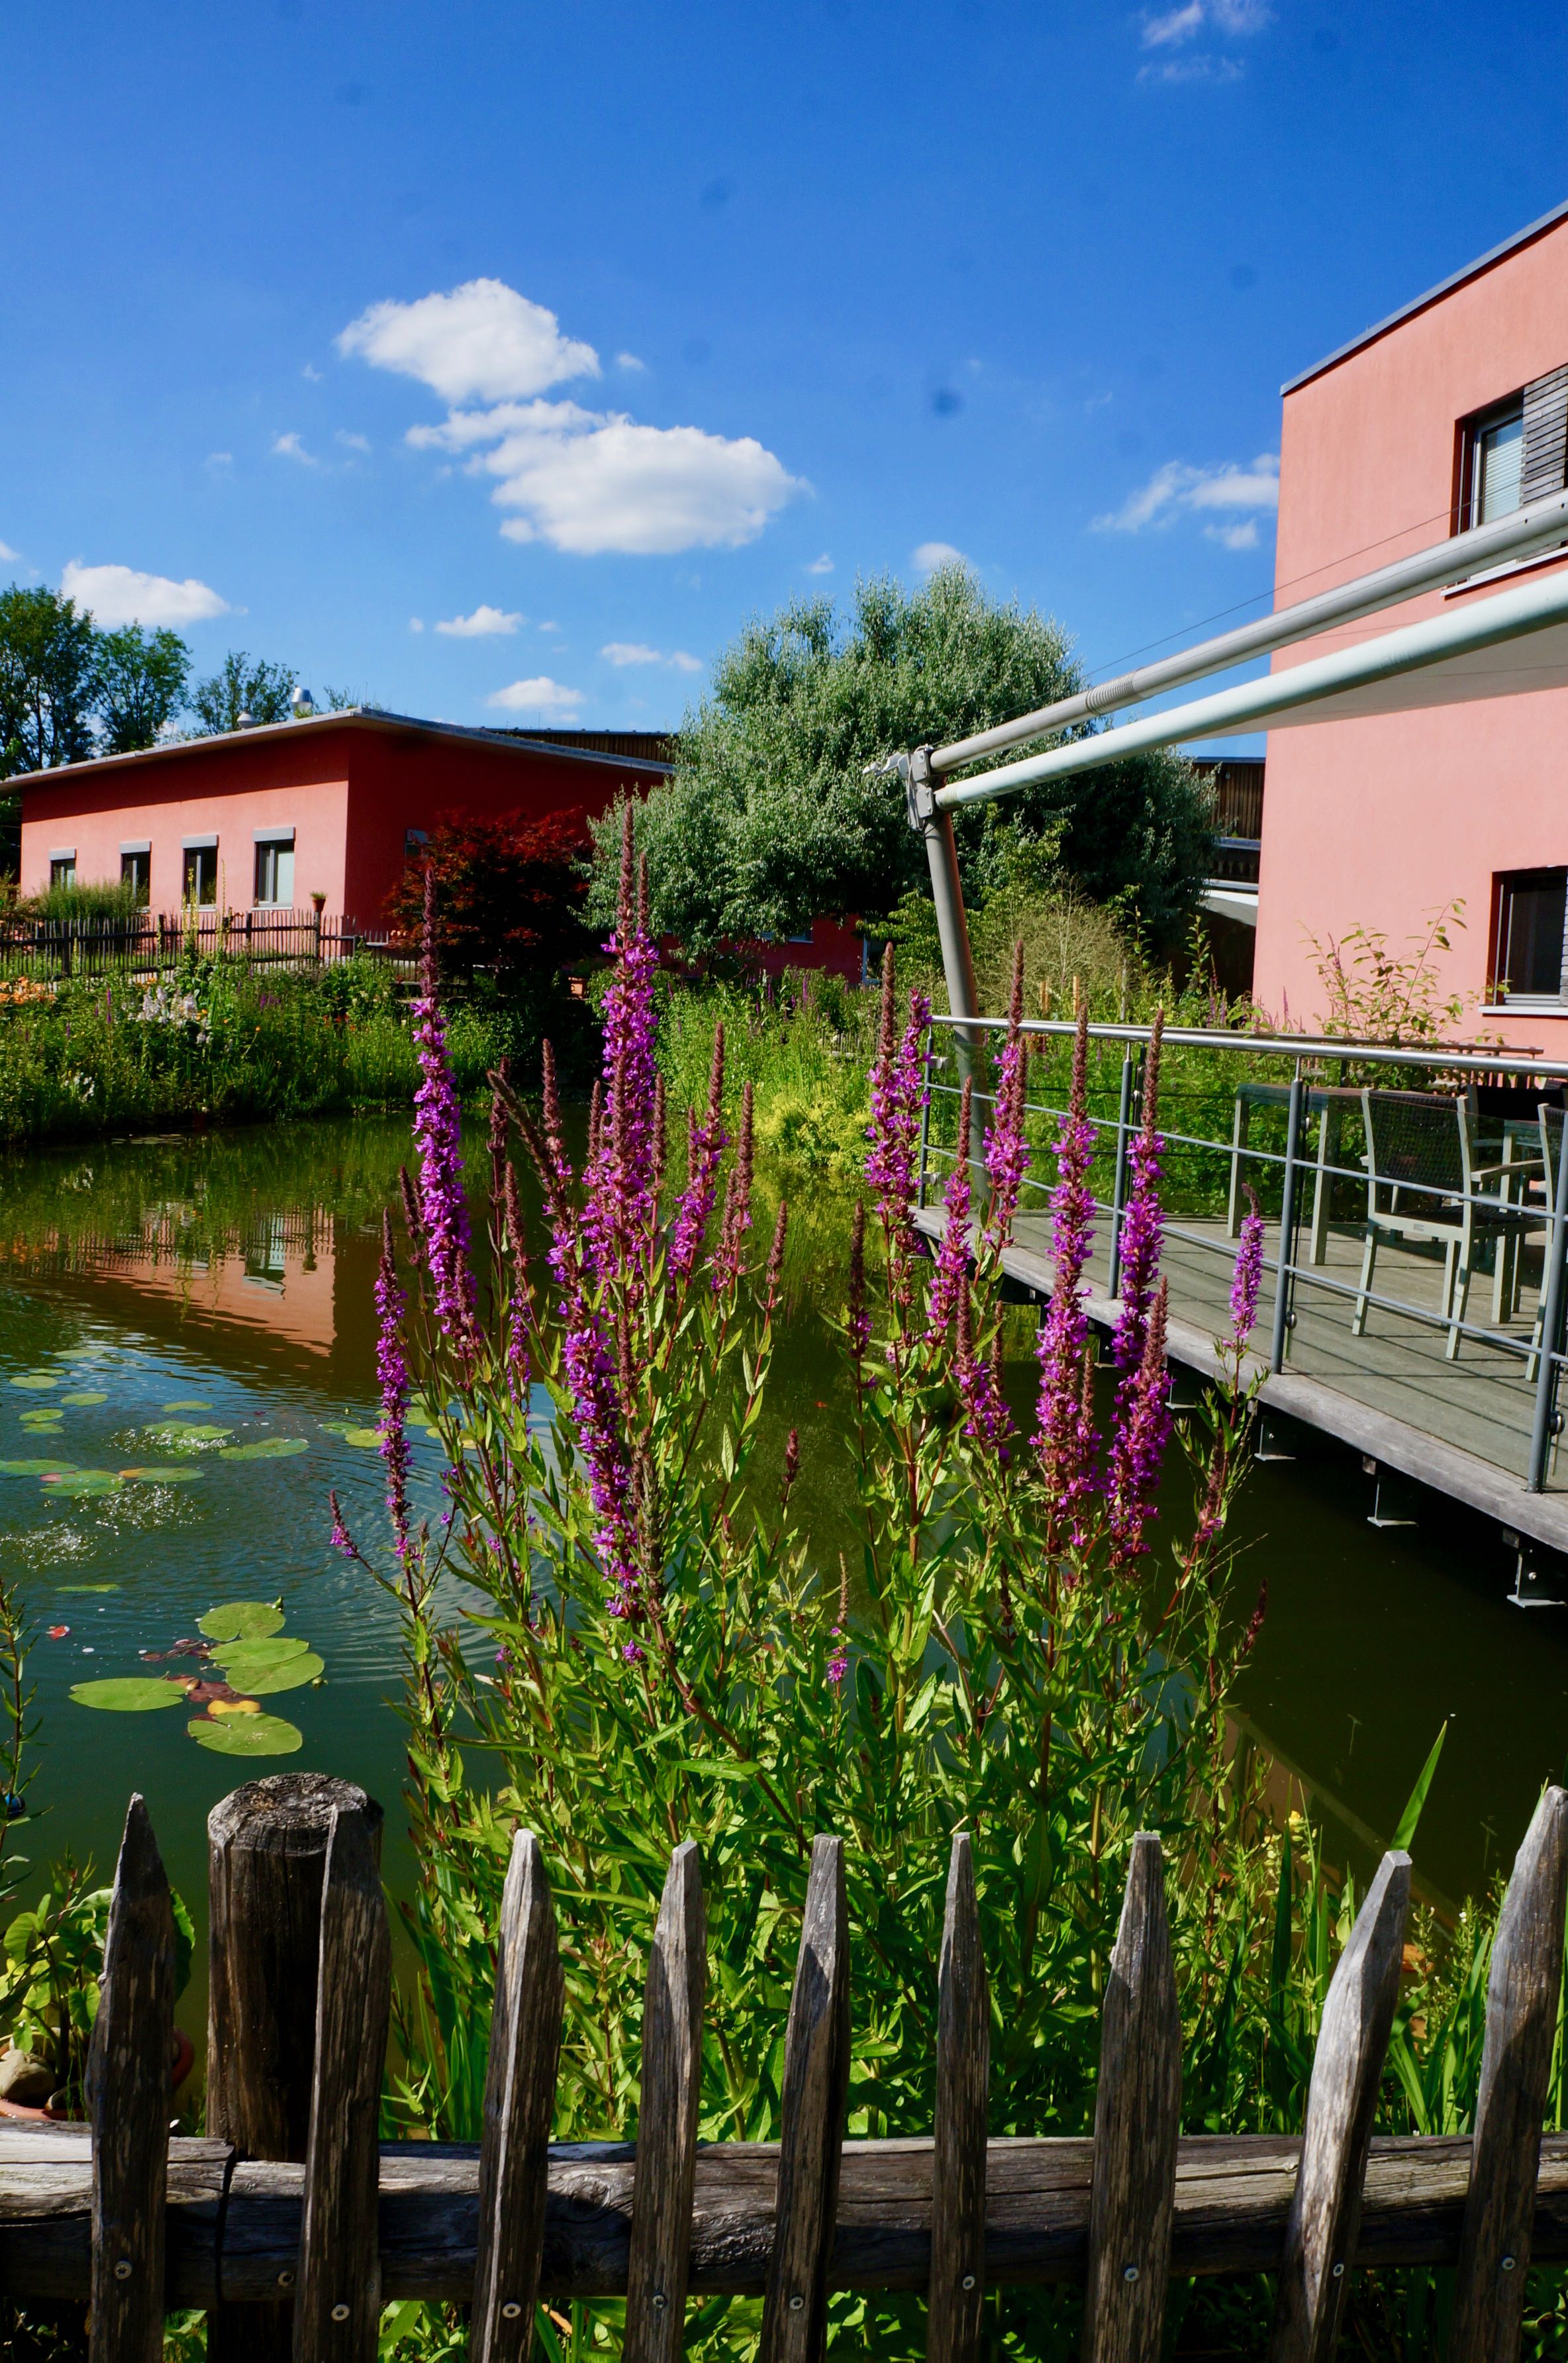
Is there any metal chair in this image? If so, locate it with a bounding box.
[1526,1103,1567,1381]
[1352,1088,1544,1360]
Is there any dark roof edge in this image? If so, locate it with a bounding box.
[1281,195,1568,397]
[7,707,675,792]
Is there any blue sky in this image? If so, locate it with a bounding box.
[4,0,1566,736]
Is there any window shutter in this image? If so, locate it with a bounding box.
[1521,363,1568,504]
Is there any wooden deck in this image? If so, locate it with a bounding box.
[913,1199,1568,1558]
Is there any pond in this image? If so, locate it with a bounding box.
[0,1115,1565,2043]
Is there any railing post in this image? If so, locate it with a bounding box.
[1527,1125,1568,1490]
[1269,1062,1306,1376]
[916,1033,936,1209]
[1106,1048,1142,1303]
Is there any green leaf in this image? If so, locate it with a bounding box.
[218,1438,309,1462]
[211,1636,311,1671]
[71,1678,188,1713]
[120,1466,205,1485]
[1393,1722,1449,1852]
[57,1584,120,1593]
[199,1601,287,1642]
[43,1470,122,1497]
[222,1652,324,1695]
[158,1399,212,1412]
[0,1459,77,1476]
[188,1712,303,1756]
[140,1423,232,1450]
[9,1374,58,1391]
[60,1392,107,1407]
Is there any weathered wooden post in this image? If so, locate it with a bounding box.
[205,1774,383,2362]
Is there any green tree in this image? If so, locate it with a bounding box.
[95,625,191,754]
[590,565,1212,958]
[188,650,297,735]
[0,586,99,776]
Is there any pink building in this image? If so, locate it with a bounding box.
[1257,200,1568,1050]
[14,711,672,923]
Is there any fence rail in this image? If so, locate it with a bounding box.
[5,1775,1568,2359]
[0,911,387,980]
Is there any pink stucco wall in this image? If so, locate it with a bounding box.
[1257,211,1568,1050]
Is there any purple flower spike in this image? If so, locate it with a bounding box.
[924,1077,974,1346]
[411,870,477,1344]
[374,1211,414,1569]
[1111,1011,1164,1374]
[1230,1186,1265,1347]
[1106,1278,1171,1567]
[981,944,1030,1252]
[584,812,660,1294]
[865,954,931,1292]
[669,1023,728,1285]
[1034,1010,1099,1515]
[956,1269,1012,1455]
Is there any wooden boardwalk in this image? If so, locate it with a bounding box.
[913,1200,1568,1559]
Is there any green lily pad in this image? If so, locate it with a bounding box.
[72,1677,187,1712]
[60,1391,107,1407]
[219,1651,324,1695]
[9,1375,58,1392]
[218,1438,309,1462]
[211,1636,310,1670]
[19,1411,66,1427]
[141,1423,232,1450]
[58,1584,120,1593]
[120,1465,205,1485]
[44,1471,123,1497]
[159,1399,212,1412]
[199,1601,286,1642]
[188,1712,303,1757]
[0,1459,77,1476]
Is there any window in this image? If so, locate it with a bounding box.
[120,846,150,903]
[182,842,218,907]
[48,853,75,889]
[1465,396,1525,527]
[404,828,428,862]
[254,834,295,907]
[1494,868,1567,999]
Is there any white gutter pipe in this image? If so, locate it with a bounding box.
[931,489,1568,775]
[933,559,1568,811]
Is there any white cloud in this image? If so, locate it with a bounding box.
[60,560,230,628]
[601,642,662,666]
[615,351,646,372]
[669,650,703,674]
[205,451,233,469]
[487,676,584,717]
[302,362,323,381]
[1094,452,1279,534]
[409,617,425,632]
[0,539,18,562]
[807,552,834,575]
[336,429,371,454]
[1143,0,1269,41]
[436,603,523,637]
[1206,518,1260,550]
[338,278,599,404]
[913,540,967,572]
[409,396,804,556]
[272,431,318,465]
[1144,0,1204,42]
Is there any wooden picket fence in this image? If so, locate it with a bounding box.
[4,1772,1568,2361]
[0,910,376,980]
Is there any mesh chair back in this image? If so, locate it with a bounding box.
[1361,1089,1465,1211]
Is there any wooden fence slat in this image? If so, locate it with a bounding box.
[927,1831,989,2363]
[760,1835,850,2363]
[1268,1847,1411,2363]
[87,1794,177,2363]
[1079,1832,1181,2363]
[291,1805,390,2363]
[624,1842,708,2363]
[1450,1784,1568,2363]
[471,1830,565,2363]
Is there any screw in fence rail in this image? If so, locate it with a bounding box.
[1449,1785,1568,2363]
[1527,1121,1568,1490]
[1269,1062,1306,1377]
[1079,1833,1181,2363]
[928,1832,989,2363]
[1106,1050,1142,1305]
[88,1795,176,2363]
[1267,1848,1410,2363]
[292,1803,390,2363]
[206,1774,383,2363]
[473,1830,565,2363]
[760,1835,850,2363]
[624,1842,708,2363]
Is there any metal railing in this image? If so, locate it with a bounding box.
[918,1015,1568,1494]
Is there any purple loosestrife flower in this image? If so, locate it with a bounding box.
[956,1270,1012,1456]
[502,1161,531,1407]
[981,945,1030,1254]
[411,870,477,1344]
[847,1199,869,1362]
[865,952,931,1291]
[669,1024,728,1285]
[328,1489,356,1557]
[1034,1011,1099,1520]
[1230,1187,1266,1348]
[924,1078,974,1347]
[1111,1012,1165,1374]
[1106,1279,1171,1567]
[374,1213,414,1568]
[584,812,660,1290]
[826,1639,850,1688]
[712,1082,755,1293]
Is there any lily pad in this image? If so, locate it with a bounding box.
[58,1584,120,1593]
[188,1711,303,1757]
[141,1423,232,1450]
[60,1392,107,1407]
[9,1375,58,1392]
[211,1636,311,1671]
[0,1459,77,1476]
[44,1471,122,1497]
[217,1651,324,1695]
[19,1411,66,1427]
[72,1677,187,1713]
[218,1438,309,1462]
[119,1466,205,1485]
[159,1399,212,1412]
[331,1426,383,1449]
[199,1601,286,1642]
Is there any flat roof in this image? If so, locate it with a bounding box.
[8,706,675,793]
[1282,194,1568,396]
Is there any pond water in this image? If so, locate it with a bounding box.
[0,1115,1565,2050]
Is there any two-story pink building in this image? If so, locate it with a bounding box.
[1257,199,1568,1050]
